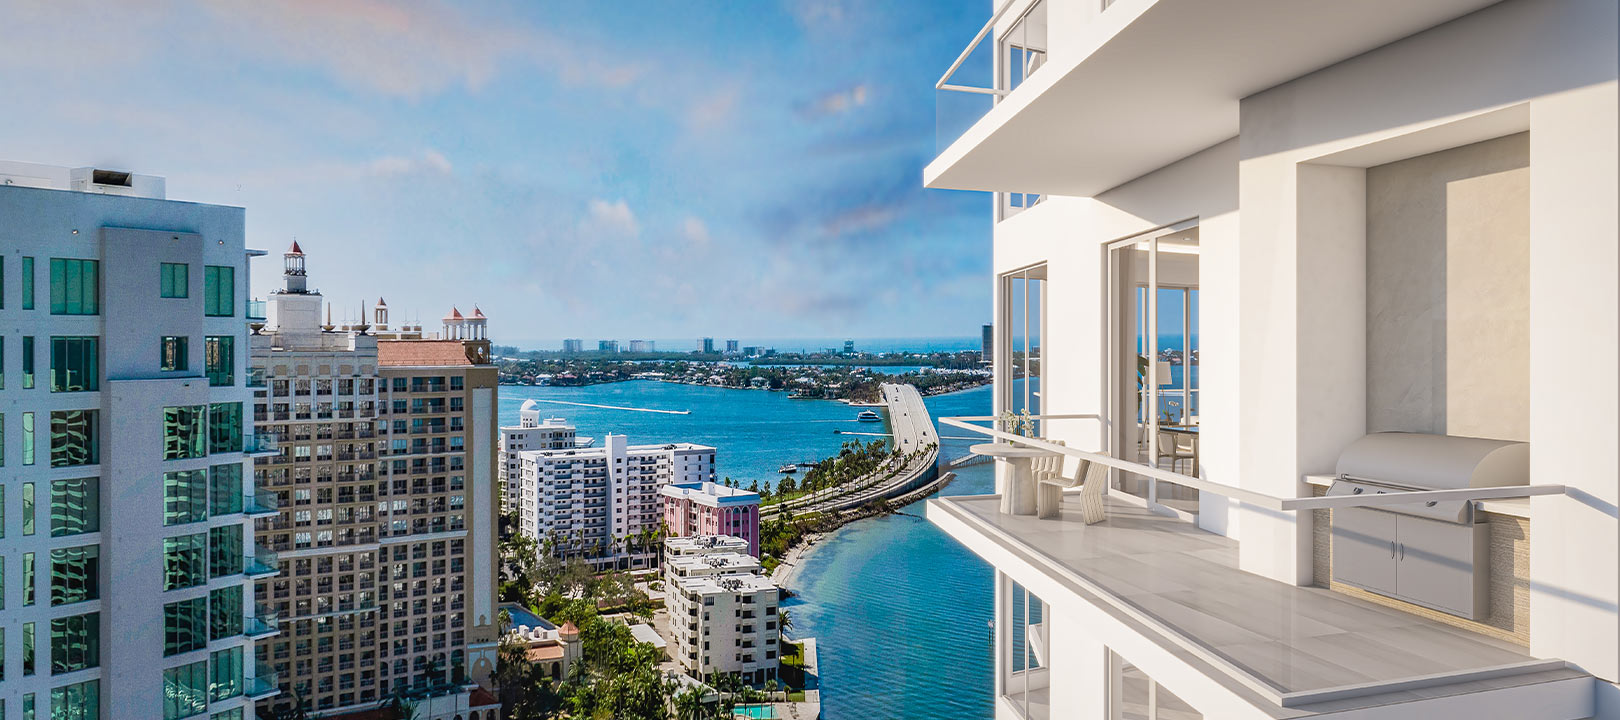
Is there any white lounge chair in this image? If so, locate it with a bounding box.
[1037,456,1109,524]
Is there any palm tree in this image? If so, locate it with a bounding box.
[777,608,795,637]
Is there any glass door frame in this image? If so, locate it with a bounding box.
[1104,219,1198,516]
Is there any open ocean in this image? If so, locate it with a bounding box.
[498,379,1007,719]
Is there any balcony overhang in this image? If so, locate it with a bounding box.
[924,0,1506,197]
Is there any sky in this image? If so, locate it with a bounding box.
[0,0,992,349]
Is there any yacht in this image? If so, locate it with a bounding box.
[778,464,798,474]
[857,410,881,422]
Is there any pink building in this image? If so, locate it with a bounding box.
[660,481,762,556]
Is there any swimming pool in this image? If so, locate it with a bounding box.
[501,603,554,631]
[733,705,777,719]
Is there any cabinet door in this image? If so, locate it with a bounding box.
[1394,515,1480,618]
[1332,508,1397,592]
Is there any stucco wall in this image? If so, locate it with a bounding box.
[1366,133,1530,442]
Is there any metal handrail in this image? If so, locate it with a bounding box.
[936,0,1023,96]
[943,414,1567,512]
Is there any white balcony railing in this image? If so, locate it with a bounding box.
[942,413,1568,512]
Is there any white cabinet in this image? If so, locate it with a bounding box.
[1332,508,1490,620]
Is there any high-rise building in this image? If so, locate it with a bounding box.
[660,482,761,557]
[498,402,589,514]
[842,339,855,354]
[250,247,499,719]
[561,339,583,354]
[517,435,714,569]
[627,339,648,353]
[597,340,618,353]
[980,324,993,361]
[0,161,274,719]
[725,339,740,355]
[700,337,715,354]
[925,1,1619,718]
[662,535,780,684]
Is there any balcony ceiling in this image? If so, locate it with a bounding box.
[924,0,1506,197]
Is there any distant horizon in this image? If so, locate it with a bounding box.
[499,334,984,354]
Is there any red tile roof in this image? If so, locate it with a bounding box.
[469,687,500,708]
[378,340,473,367]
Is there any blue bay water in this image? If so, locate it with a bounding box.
[497,379,1000,720]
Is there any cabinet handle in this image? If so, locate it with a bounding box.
[1399,543,1405,560]
[1390,541,1397,558]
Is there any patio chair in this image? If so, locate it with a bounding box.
[1037,455,1108,523]
[1156,430,1196,474]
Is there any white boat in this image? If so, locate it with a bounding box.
[778,464,798,474]
[857,410,881,422]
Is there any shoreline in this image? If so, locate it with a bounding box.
[770,531,826,590]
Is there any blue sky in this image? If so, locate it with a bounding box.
[0,0,990,348]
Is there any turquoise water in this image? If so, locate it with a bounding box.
[496,380,1003,720]
[733,705,778,719]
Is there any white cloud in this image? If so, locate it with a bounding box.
[584,199,640,238]
[687,86,741,132]
[683,217,711,248]
[803,84,870,118]
[366,149,453,177]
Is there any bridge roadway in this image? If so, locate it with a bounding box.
[762,383,939,518]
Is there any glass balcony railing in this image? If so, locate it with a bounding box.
[246,662,280,698]
[245,604,280,637]
[245,547,280,577]
[246,300,267,322]
[936,0,1049,155]
[246,368,267,388]
[244,434,279,456]
[244,492,280,516]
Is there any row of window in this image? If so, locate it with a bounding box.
[164,464,245,525]
[164,403,244,460]
[163,646,243,720]
[0,257,237,317]
[0,678,100,720]
[0,410,99,468]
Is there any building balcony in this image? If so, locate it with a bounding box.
[245,547,281,577]
[245,604,281,637]
[246,662,281,699]
[244,434,280,456]
[244,492,280,516]
[927,0,1507,197]
[246,300,267,322]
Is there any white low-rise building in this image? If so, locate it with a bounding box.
[498,402,590,513]
[925,1,1618,718]
[517,434,715,568]
[663,536,781,685]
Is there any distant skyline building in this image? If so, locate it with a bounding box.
[660,481,762,556]
[725,339,740,354]
[701,337,715,354]
[516,435,715,569]
[561,339,582,354]
[597,340,617,353]
[843,339,855,354]
[627,339,651,353]
[981,324,993,360]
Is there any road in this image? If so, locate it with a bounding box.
[762,383,939,518]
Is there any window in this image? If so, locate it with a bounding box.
[161,262,189,298]
[50,478,98,537]
[21,412,33,466]
[21,256,34,310]
[163,470,207,526]
[49,337,98,392]
[49,411,98,467]
[209,465,241,516]
[209,586,243,641]
[211,709,243,720]
[49,613,98,674]
[22,336,34,389]
[22,622,33,675]
[50,679,99,720]
[48,259,99,315]
[164,597,208,656]
[163,661,208,720]
[204,336,233,387]
[161,337,188,372]
[22,483,33,536]
[208,403,242,454]
[450,376,464,391]
[23,553,34,606]
[49,545,98,606]
[163,533,207,591]
[209,525,241,578]
[163,406,207,460]
[203,266,234,317]
[209,646,242,701]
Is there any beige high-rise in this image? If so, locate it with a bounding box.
[251,246,498,720]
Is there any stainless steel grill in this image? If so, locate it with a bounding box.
[1327,432,1528,620]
